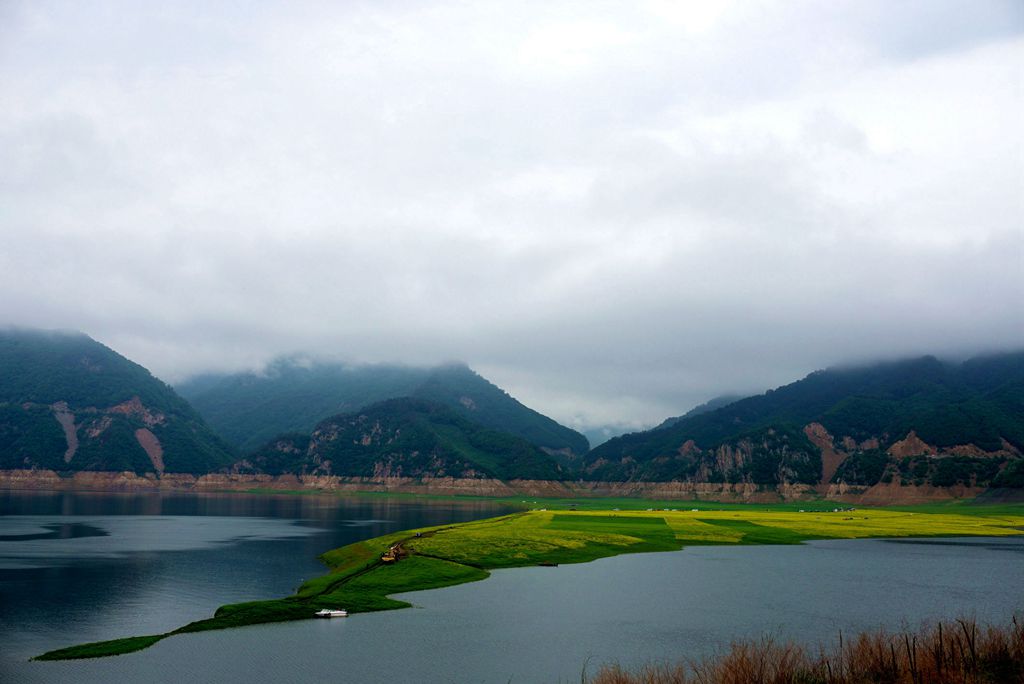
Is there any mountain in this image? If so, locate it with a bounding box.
[654,394,746,431]
[237,397,565,481]
[177,359,589,456]
[583,353,1024,488]
[8,329,1019,491]
[411,364,589,458]
[0,328,234,474]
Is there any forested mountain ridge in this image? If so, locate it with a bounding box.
[585,353,1024,489]
[0,329,234,474]
[238,397,565,481]
[3,328,1020,492]
[654,394,746,431]
[177,359,589,456]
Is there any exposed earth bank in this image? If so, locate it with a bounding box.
[3,468,1017,504]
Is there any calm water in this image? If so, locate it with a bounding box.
[2,492,1022,683]
[0,490,516,681]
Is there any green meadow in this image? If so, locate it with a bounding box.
[35,503,1024,660]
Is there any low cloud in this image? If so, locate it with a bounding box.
[1,1,1021,428]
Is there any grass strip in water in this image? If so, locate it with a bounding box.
[34,504,1024,660]
[33,635,166,660]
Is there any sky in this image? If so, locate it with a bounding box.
[1,0,1022,432]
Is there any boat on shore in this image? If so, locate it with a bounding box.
[314,608,348,618]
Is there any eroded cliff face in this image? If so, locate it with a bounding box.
[238,398,565,482]
[634,420,1021,490]
[242,419,487,481]
[586,425,823,486]
[31,397,167,472]
[134,428,164,474]
[1,393,232,475]
[51,402,78,463]
[813,423,1021,489]
[108,397,167,427]
[887,431,937,458]
[803,422,847,484]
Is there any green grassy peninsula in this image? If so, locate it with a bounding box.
[35,505,1024,660]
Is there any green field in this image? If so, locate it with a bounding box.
[35,503,1024,660]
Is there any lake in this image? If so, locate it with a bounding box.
[2,491,1021,683]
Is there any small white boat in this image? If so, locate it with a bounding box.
[315,608,348,618]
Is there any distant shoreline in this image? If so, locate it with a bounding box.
[2,468,1015,505]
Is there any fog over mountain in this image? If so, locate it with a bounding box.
[1,1,1021,431]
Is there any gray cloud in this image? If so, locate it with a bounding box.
[1,0,1022,431]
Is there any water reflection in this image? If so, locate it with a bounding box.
[0,522,109,541]
[0,489,518,679]
[0,489,512,519]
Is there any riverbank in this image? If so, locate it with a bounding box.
[2,468,1012,505]
[35,504,1024,661]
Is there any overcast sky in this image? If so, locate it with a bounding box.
[1,1,1022,431]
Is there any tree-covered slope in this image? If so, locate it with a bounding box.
[177,359,428,452]
[585,353,1024,487]
[177,360,589,456]
[239,397,565,481]
[0,329,234,474]
[653,394,746,431]
[411,364,589,457]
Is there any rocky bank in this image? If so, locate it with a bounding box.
[0,468,1005,504]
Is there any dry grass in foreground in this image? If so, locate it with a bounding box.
[590,616,1023,684]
